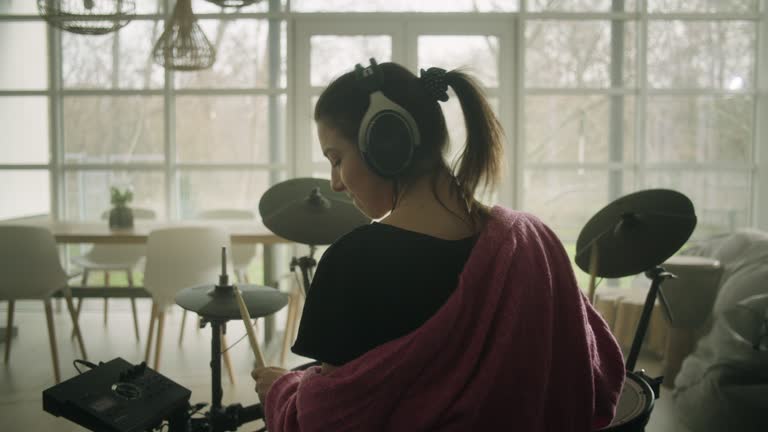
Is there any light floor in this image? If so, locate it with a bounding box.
[0,299,692,432]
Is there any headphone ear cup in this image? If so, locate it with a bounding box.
[358,92,420,178]
[364,112,415,177]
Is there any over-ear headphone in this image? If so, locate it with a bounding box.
[354,58,421,178]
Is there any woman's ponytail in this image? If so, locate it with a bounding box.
[445,70,504,209]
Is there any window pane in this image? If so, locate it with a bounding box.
[62,30,114,89]
[0,170,50,220]
[62,22,165,90]
[0,1,37,13]
[175,19,272,89]
[0,97,49,164]
[192,0,269,12]
[523,169,634,241]
[176,95,277,164]
[136,0,163,14]
[418,35,499,87]
[525,95,635,163]
[527,0,637,12]
[648,0,758,13]
[310,35,391,87]
[647,21,755,89]
[64,170,165,220]
[117,20,165,89]
[63,96,165,163]
[178,170,271,219]
[0,22,47,89]
[311,96,323,163]
[646,96,752,164]
[292,0,518,12]
[644,170,750,237]
[526,21,636,88]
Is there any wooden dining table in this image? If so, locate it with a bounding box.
[42,219,287,245]
[0,216,292,345]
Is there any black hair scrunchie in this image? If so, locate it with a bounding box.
[419,67,449,102]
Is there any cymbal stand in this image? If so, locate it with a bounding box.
[290,245,317,295]
[626,266,675,372]
[187,248,265,432]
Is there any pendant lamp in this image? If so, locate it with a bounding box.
[37,0,136,35]
[152,0,216,71]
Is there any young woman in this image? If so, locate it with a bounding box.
[252,59,625,431]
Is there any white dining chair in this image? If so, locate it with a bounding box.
[195,209,258,284]
[0,225,88,384]
[70,207,156,341]
[142,226,236,382]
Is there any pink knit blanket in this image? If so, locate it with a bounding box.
[265,207,625,431]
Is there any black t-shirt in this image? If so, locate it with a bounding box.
[292,222,477,366]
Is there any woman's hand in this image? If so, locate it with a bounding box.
[251,366,289,402]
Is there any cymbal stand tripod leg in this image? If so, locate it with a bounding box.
[626,266,674,372]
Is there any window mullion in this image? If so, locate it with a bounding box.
[636,0,648,192]
[608,0,625,203]
[48,24,63,221]
[754,0,768,229]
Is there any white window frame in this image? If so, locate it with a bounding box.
[0,0,765,236]
[291,14,516,207]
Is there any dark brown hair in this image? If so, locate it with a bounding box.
[314,62,504,219]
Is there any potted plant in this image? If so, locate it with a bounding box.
[109,186,134,229]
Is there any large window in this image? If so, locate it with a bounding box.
[1,0,286,222]
[1,0,766,243]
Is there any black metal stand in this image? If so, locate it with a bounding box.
[185,247,267,432]
[625,266,675,371]
[186,317,264,432]
[290,245,317,294]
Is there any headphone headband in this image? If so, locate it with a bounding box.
[354,59,381,93]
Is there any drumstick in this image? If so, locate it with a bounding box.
[233,285,266,369]
[587,243,599,304]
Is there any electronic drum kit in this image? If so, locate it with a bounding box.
[172,184,697,432]
[171,177,370,431]
[44,177,697,432]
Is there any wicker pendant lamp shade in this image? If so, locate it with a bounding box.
[152,0,216,71]
[37,0,136,35]
[205,0,264,6]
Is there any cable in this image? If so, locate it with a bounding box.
[152,421,169,432]
[187,402,208,418]
[220,319,258,354]
[72,359,97,375]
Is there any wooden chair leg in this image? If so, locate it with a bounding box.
[103,271,110,327]
[70,298,83,340]
[4,300,15,363]
[280,295,298,367]
[153,309,166,371]
[222,331,235,385]
[179,310,187,346]
[238,269,249,284]
[127,270,140,342]
[71,270,88,339]
[293,294,305,342]
[145,301,157,364]
[44,299,61,384]
[64,287,88,360]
